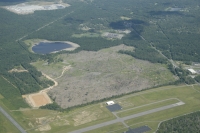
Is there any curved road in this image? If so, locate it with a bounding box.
[69,102,184,133]
[0,106,26,133]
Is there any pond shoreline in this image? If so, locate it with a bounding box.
[25,39,80,54]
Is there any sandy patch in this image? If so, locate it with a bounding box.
[24,92,52,107]
[8,69,28,73]
[23,65,70,107]
[121,16,132,20]
[63,41,80,51]
[28,122,34,128]
[40,73,58,93]
[38,124,51,131]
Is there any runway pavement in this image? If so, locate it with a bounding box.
[69,102,184,133]
[0,106,26,133]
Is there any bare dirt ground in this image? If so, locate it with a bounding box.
[42,44,176,108]
[23,92,52,108]
[8,69,28,73]
[23,65,71,107]
[37,124,51,132]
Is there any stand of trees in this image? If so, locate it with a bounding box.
[195,75,200,83]
[157,111,200,133]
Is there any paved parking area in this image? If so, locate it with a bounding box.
[106,104,122,112]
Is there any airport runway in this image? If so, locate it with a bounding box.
[69,102,184,133]
[0,106,26,133]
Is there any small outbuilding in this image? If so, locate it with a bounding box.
[188,69,197,74]
[106,101,115,105]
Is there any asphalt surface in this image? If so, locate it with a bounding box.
[0,106,27,133]
[69,102,184,133]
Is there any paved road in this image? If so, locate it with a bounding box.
[69,102,184,133]
[0,106,27,133]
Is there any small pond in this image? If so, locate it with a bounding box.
[32,42,72,54]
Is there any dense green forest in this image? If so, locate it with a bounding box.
[27,0,200,62]
[0,0,200,109]
[157,111,200,133]
[195,75,200,83]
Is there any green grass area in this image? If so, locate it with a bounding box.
[0,76,28,110]
[117,99,179,118]
[15,104,115,133]
[5,84,200,133]
[85,123,126,133]
[0,112,21,133]
[123,85,200,133]
[50,105,115,133]
[193,85,200,92]
[115,85,178,109]
[0,100,30,132]
[0,94,4,99]
[31,60,67,79]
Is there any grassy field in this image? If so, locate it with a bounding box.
[31,60,67,79]
[0,76,28,110]
[0,72,197,133]
[61,85,200,133]
[0,113,21,133]
[11,104,115,133]
[122,85,200,133]
[85,123,126,133]
[0,84,197,133]
[0,76,199,133]
[117,98,179,117]
[2,84,198,133]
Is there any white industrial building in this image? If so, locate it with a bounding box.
[106,101,115,105]
[188,69,197,74]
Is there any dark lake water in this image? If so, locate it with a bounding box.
[32,42,72,54]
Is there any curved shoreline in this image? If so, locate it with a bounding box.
[24,39,80,54]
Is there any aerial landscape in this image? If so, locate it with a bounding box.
[0,0,200,133]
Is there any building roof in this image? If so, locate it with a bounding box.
[188,69,197,74]
[106,101,114,105]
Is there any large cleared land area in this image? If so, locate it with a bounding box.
[2,1,70,15]
[32,45,176,108]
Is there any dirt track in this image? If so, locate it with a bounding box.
[23,65,71,107]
